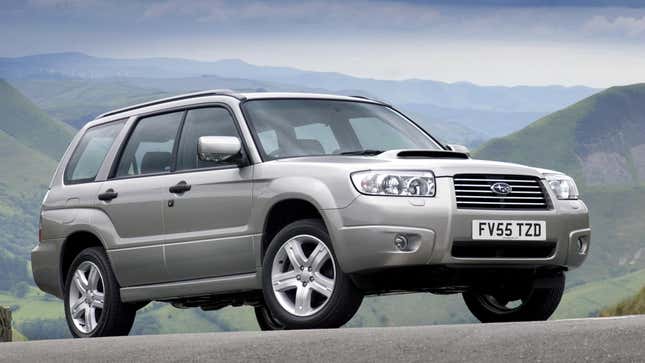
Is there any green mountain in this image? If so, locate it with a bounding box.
[477,83,645,186]
[0,79,74,157]
[0,80,74,290]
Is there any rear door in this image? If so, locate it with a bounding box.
[96,111,185,286]
[162,106,255,281]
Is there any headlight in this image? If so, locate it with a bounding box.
[545,173,579,200]
[351,170,436,197]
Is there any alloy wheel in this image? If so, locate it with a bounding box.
[271,234,336,317]
[68,261,105,334]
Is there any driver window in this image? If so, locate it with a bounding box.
[176,107,240,171]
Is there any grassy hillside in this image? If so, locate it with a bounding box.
[0,80,74,290]
[0,79,74,157]
[563,186,645,287]
[601,286,645,317]
[476,83,645,186]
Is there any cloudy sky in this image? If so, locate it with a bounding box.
[2,0,645,87]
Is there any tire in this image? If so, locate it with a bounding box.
[64,247,136,338]
[262,219,363,329]
[254,305,285,331]
[463,272,565,323]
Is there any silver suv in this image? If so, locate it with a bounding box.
[32,91,590,337]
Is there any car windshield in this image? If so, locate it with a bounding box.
[242,99,441,160]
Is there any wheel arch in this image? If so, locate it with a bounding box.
[260,198,327,260]
[59,230,107,295]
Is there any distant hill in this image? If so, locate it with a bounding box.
[399,103,544,139]
[0,52,598,113]
[0,80,74,290]
[476,84,645,186]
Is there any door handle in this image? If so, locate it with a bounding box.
[169,181,191,194]
[98,189,118,201]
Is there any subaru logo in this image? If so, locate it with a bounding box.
[491,182,512,195]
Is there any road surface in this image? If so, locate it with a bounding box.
[1,315,643,362]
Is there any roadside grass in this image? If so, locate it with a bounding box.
[600,286,645,317]
[554,268,645,319]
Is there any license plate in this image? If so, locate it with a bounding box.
[472,220,546,241]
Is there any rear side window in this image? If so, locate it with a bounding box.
[176,107,240,171]
[64,120,125,185]
[115,112,183,177]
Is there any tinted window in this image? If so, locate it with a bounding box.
[64,120,125,184]
[176,107,240,170]
[115,112,183,177]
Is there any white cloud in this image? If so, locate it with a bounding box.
[584,15,645,37]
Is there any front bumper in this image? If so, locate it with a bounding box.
[326,177,590,274]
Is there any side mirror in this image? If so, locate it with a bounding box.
[198,136,242,162]
[446,144,470,156]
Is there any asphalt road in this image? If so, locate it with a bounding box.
[1,315,643,362]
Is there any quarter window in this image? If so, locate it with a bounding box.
[64,120,125,184]
[176,107,240,170]
[115,112,183,177]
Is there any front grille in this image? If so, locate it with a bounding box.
[451,241,556,258]
[453,174,549,210]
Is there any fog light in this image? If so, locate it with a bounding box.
[577,237,589,255]
[394,235,408,251]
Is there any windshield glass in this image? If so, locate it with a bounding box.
[243,99,440,160]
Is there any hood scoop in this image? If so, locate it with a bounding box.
[379,149,470,160]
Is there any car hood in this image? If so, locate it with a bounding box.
[270,151,546,178]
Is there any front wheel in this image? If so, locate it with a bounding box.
[254,305,285,331]
[463,272,565,323]
[64,247,136,337]
[262,219,363,329]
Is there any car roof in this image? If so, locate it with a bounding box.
[93,91,386,123]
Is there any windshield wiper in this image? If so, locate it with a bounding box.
[339,149,384,156]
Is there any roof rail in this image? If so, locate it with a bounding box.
[349,95,389,105]
[95,89,246,119]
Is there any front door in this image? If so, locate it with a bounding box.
[162,107,255,281]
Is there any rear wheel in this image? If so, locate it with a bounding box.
[64,247,136,337]
[463,272,565,323]
[262,219,363,329]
